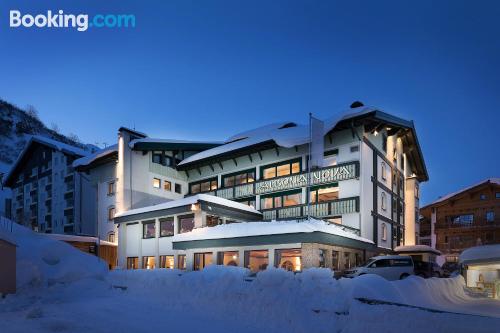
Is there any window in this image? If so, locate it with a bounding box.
[159,255,174,269]
[142,256,156,269]
[382,133,387,152]
[260,190,302,209]
[178,214,194,233]
[194,252,213,271]
[190,178,217,194]
[108,207,115,221]
[206,215,221,227]
[175,183,182,194]
[275,249,302,272]
[344,252,352,269]
[177,255,186,270]
[153,178,161,189]
[152,151,175,167]
[332,251,339,271]
[381,223,387,241]
[318,249,327,268]
[415,183,420,199]
[381,162,387,181]
[495,192,500,199]
[381,192,387,211]
[217,251,239,266]
[236,198,256,208]
[107,232,115,243]
[310,184,339,203]
[159,217,174,237]
[127,257,138,270]
[142,220,156,239]
[480,194,487,200]
[450,214,474,225]
[486,211,495,222]
[350,145,359,153]
[222,169,255,187]
[244,250,268,272]
[261,159,301,180]
[164,180,172,191]
[107,181,115,196]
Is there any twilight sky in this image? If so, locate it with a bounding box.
[0,0,499,205]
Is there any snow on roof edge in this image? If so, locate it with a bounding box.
[459,244,500,264]
[73,144,118,168]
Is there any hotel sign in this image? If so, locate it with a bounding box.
[255,162,358,195]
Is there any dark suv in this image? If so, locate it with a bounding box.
[413,260,443,278]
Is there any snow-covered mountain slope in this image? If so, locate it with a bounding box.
[0,99,96,216]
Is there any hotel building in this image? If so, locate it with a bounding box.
[77,103,429,273]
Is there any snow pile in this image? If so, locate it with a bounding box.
[0,221,107,290]
[172,218,372,243]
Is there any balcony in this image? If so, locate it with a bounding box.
[216,183,254,200]
[435,220,500,229]
[261,196,359,221]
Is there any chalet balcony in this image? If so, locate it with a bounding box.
[261,196,359,221]
[435,220,500,229]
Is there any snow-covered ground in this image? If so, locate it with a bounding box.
[1,222,499,333]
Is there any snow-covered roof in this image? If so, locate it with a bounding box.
[114,193,262,219]
[172,218,373,244]
[42,233,117,247]
[459,244,500,265]
[394,245,441,255]
[422,178,500,208]
[129,138,222,151]
[4,135,90,186]
[73,144,118,169]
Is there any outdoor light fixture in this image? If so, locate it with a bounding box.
[191,203,199,211]
[373,130,378,136]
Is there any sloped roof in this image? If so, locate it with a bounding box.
[422,178,500,209]
[73,144,118,170]
[129,138,222,151]
[4,135,90,187]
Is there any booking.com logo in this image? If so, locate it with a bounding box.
[9,10,135,32]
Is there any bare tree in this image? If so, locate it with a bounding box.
[25,104,39,120]
[68,133,81,144]
[50,122,60,134]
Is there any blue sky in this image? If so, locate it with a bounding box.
[0,0,499,205]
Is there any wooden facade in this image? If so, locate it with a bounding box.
[65,240,117,269]
[420,179,500,261]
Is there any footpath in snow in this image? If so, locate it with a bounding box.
[1,222,500,333]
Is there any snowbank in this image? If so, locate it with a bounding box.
[0,221,107,290]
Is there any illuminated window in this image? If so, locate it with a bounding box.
[261,159,301,180]
[177,255,186,270]
[159,255,174,269]
[217,251,239,266]
[222,169,255,187]
[244,250,268,272]
[126,257,138,270]
[310,185,339,203]
[190,178,217,194]
[194,252,213,271]
[108,207,115,221]
[142,256,156,269]
[164,180,172,191]
[260,190,301,209]
[142,220,156,239]
[107,181,115,196]
[159,217,174,237]
[152,178,161,189]
[275,249,302,272]
[382,223,387,241]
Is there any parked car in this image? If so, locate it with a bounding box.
[413,260,444,278]
[441,262,460,277]
[343,255,414,281]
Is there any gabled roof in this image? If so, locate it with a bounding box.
[4,135,90,187]
[421,178,500,209]
[73,144,118,171]
[129,138,222,151]
[177,105,428,182]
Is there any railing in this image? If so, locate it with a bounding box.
[261,196,359,220]
[435,220,500,229]
[216,183,254,200]
[0,216,13,232]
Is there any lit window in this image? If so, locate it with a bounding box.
[486,211,495,222]
[222,170,255,187]
[153,178,161,189]
[142,256,156,269]
[194,252,213,271]
[275,249,302,272]
[217,251,239,266]
[381,223,387,241]
[159,217,174,237]
[260,191,302,209]
[261,159,301,180]
[108,207,115,221]
[159,255,174,269]
[164,180,172,191]
[177,255,186,270]
[310,185,339,203]
[107,181,115,196]
[142,220,156,239]
[126,257,138,270]
[244,250,268,272]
